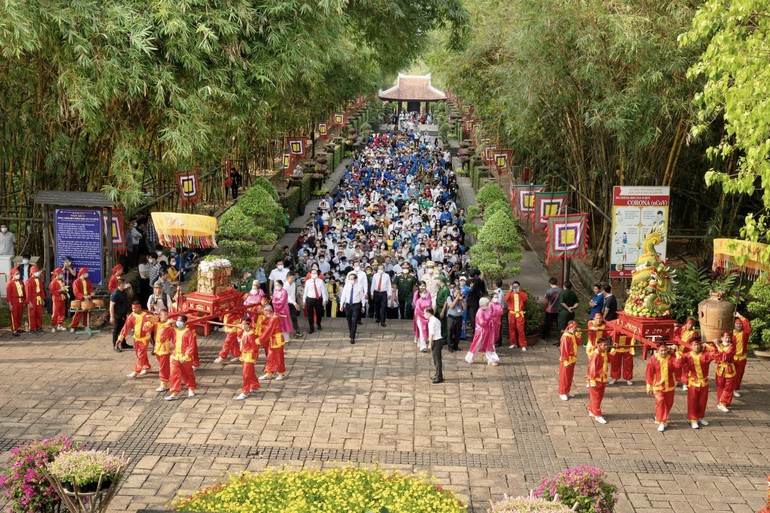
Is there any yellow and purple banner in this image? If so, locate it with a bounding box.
[546,213,588,263]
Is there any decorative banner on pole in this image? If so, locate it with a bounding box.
[712,238,770,279]
[534,191,569,230]
[494,152,510,170]
[332,113,346,126]
[282,152,294,175]
[511,184,546,218]
[288,137,306,156]
[318,123,328,138]
[546,213,589,263]
[151,212,218,249]
[176,170,201,205]
[484,146,496,165]
[609,186,670,278]
[102,208,127,254]
[465,119,474,133]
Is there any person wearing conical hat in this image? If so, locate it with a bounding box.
[5,268,25,336]
[24,265,45,332]
[49,268,68,332]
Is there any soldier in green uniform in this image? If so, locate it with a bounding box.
[393,263,417,320]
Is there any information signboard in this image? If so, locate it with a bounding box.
[55,208,104,285]
[610,186,670,278]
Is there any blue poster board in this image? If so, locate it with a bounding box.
[54,208,104,285]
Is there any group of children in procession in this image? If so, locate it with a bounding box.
[558,311,751,431]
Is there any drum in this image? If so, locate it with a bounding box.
[70,300,82,310]
[81,300,94,310]
[92,299,105,308]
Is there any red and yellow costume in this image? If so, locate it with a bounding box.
[49,268,67,328]
[70,268,93,329]
[558,324,580,396]
[153,319,174,388]
[108,264,123,293]
[259,314,285,376]
[5,269,25,332]
[674,320,698,385]
[24,266,45,331]
[170,326,198,394]
[119,310,155,374]
[219,312,242,359]
[504,289,528,348]
[239,327,260,394]
[732,315,751,392]
[609,333,634,382]
[585,315,609,384]
[587,347,613,417]
[681,349,715,422]
[645,350,682,424]
[715,340,736,407]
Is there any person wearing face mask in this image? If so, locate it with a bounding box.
[351,261,368,325]
[504,281,528,351]
[340,272,365,344]
[119,301,155,377]
[24,265,45,333]
[6,268,26,336]
[151,309,174,392]
[235,317,261,400]
[270,280,293,344]
[285,273,302,337]
[268,260,289,296]
[243,280,265,323]
[645,341,683,432]
[487,294,503,362]
[325,275,339,318]
[370,266,391,327]
[303,269,328,334]
[258,305,287,381]
[19,254,33,283]
[165,315,198,400]
[0,222,16,257]
[422,262,440,309]
[465,297,499,365]
[714,332,737,413]
[129,220,142,268]
[413,284,433,352]
[49,268,68,332]
[393,264,417,320]
[69,267,93,333]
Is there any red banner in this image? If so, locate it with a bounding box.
[282,152,294,175]
[318,123,328,139]
[332,112,347,126]
[545,213,589,264]
[287,137,307,156]
[177,170,201,205]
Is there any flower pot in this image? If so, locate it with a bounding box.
[62,478,112,494]
[754,350,770,359]
[525,333,540,346]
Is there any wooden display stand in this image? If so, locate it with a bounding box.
[183,288,245,336]
[606,311,679,360]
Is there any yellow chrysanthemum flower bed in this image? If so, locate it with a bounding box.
[173,467,467,513]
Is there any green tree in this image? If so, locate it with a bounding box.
[681,0,770,262]
[469,209,522,280]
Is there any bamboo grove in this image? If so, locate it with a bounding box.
[427,0,768,266]
[0,0,467,248]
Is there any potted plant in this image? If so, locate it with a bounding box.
[746,276,770,358]
[534,465,619,513]
[46,450,129,494]
[0,436,75,513]
[524,294,545,346]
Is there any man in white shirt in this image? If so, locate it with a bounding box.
[0,223,16,256]
[285,273,302,337]
[370,265,392,327]
[425,307,445,384]
[302,269,328,334]
[268,260,290,296]
[340,272,365,344]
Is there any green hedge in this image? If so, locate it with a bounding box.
[237,185,285,238]
[300,175,316,207]
[280,186,301,220]
[216,239,264,274]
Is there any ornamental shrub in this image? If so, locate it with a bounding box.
[485,199,515,221]
[47,450,128,487]
[534,466,619,513]
[475,184,506,209]
[173,467,466,513]
[237,186,285,238]
[0,435,75,513]
[746,275,770,351]
[252,177,279,202]
[491,496,573,513]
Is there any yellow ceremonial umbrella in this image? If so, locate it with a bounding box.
[713,238,770,279]
[151,213,218,248]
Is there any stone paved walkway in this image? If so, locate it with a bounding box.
[1,295,768,512]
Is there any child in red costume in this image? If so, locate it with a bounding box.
[165,315,198,400]
[119,301,155,377]
[558,321,580,401]
[504,281,527,350]
[153,309,174,392]
[235,317,260,400]
[715,331,737,413]
[24,265,45,332]
[214,311,242,364]
[6,268,25,336]
[679,336,716,429]
[586,337,615,424]
[731,313,751,396]
[49,268,68,332]
[258,305,286,381]
[69,267,93,331]
[645,341,683,432]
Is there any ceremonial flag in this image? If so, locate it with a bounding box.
[534,191,569,230]
[511,184,546,218]
[333,113,346,126]
[545,213,589,263]
[494,152,510,170]
[282,152,294,175]
[176,170,200,205]
[102,208,127,254]
[318,123,328,138]
[288,138,306,156]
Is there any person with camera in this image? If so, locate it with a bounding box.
[443,281,465,352]
[146,281,170,314]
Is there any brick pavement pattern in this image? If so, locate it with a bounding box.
[0,317,768,512]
